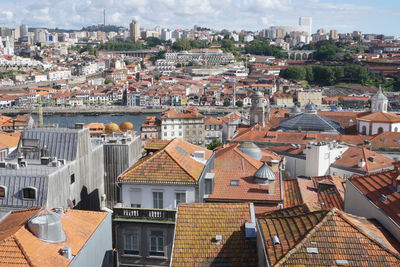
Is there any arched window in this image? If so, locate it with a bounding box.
[0,186,6,198]
[395,127,398,132]
[377,127,384,134]
[22,187,36,200]
[362,126,367,135]
[254,114,259,123]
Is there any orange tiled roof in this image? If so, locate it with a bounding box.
[119,138,212,184]
[258,205,400,266]
[349,166,400,226]
[0,208,108,267]
[204,116,222,125]
[297,175,345,210]
[144,139,170,151]
[208,144,281,203]
[283,179,303,208]
[333,146,394,173]
[171,203,257,266]
[357,111,400,123]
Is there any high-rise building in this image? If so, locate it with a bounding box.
[20,24,28,37]
[330,29,339,40]
[129,19,140,42]
[299,16,312,35]
[34,29,47,44]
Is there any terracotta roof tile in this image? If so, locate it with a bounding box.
[357,111,400,123]
[258,206,400,266]
[0,208,108,267]
[119,138,211,184]
[172,203,257,266]
[144,139,170,151]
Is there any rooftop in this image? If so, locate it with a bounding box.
[0,207,108,266]
[171,203,257,266]
[258,205,400,266]
[118,138,212,184]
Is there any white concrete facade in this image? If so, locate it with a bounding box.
[121,184,196,210]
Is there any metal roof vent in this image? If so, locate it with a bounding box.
[379,194,388,203]
[28,209,66,243]
[358,159,366,168]
[238,142,262,161]
[254,162,276,185]
[214,235,222,245]
[306,247,319,254]
[335,259,349,266]
[60,246,72,259]
[272,235,280,245]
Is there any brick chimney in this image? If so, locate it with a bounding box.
[392,162,400,192]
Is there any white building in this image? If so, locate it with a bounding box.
[357,86,400,135]
[48,69,72,81]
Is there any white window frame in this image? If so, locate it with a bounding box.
[152,191,163,209]
[22,186,37,200]
[175,191,186,208]
[123,228,140,255]
[149,229,165,257]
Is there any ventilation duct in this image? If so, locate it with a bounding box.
[28,209,66,243]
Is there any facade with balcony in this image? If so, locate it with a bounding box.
[114,138,215,266]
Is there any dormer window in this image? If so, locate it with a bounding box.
[0,186,6,198]
[22,187,37,200]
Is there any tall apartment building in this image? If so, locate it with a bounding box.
[129,20,140,42]
[19,24,28,37]
[299,16,312,35]
[161,107,205,146]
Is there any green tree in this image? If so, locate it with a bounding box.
[236,100,243,107]
[312,66,336,85]
[343,53,353,62]
[172,39,192,51]
[221,39,234,51]
[244,39,286,58]
[146,37,161,47]
[104,79,113,84]
[280,66,306,81]
[314,41,339,61]
[223,99,231,106]
[207,138,223,150]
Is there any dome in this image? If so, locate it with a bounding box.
[253,91,263,97]
[120,121,134,132]
[372,86,387,101]
[304,101,316,113]
[238,142,262,161]
[105,122,120,133]
[254,162,276,184]
[290,106,301,114]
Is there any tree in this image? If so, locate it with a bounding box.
[312,66,336,86]
[314,40,339,61]
[280,66,306,81]
[221,39,234,51]
[104,79,113,84]
[207,138,223,150]
[146,37,161,47]
[244,39,286,58]
[223,99,231,106]
[236,100,243,107]
[172,39,191,51]
[343,53,353,62]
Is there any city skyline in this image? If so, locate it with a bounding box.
[0,0,398,35]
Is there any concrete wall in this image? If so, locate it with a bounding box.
[70,212,113,267]
[104,135,141,207]
[121,184,196,209]
[283,155,306,179]
[344,181,400,242]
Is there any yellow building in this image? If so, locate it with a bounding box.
[297,90,322,106]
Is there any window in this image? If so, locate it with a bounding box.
[164,126,167,130]
[22,187,36,200]
[124,229,139,255]
[230,180,239,186]
[70,174,75,184]
[150,230,164,256]
[175,192,186,207]
[395,127,398,132]
[179,132,182,136]
[0,186,6,198]
[362,125,367,135]
[171,132,175,136]
[153,192,163,209]
[205,179,213,194]
[378,127,384,134]
[164,132,167,137]
[130,188,141,208]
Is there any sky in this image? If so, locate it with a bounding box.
[0,0,399,35]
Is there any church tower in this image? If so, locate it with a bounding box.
[250,91,267,127]
[371,85,388,113]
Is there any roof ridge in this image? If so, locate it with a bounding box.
[233,147,261,169]
[163,140,198,182]
[336,210,400,259]
[13,236,34,267]
[264,209,326,220]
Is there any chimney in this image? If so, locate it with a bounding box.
[358,159,366,168]
[60,246,72,259]
[270,160,280,172]
[392,175,400,193]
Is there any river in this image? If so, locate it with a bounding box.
[31,114,159,133]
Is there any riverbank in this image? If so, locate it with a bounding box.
[1,105,246,116]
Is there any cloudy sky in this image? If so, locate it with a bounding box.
[0,0,399,35]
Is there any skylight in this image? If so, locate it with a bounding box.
[230,180,239,186]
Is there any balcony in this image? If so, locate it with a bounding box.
[113,207,176,224]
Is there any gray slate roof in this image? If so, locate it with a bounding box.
[16,128,83,161]
[278,113,344,134]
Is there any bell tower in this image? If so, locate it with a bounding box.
[250,91,267,127]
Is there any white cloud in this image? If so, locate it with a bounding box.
[0,0,396,34]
